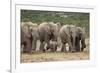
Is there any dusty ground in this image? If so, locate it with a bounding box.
[21,39,89,63]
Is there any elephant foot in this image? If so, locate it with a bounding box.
[61,48,67,52]
[69,47,71,52]
[81,45,86,51]
[69,49,75,53]
[32,49,36,53]
[76,48,80,52]
[22,50,27,53]
[76,50,80,52]
[61,48,64,52]
[46,46,50,50]
[70,49,76,53]
[50,48,55,52]
[81,48,84,52]
[29,51,33,54]
[39,49,46,53]
[71,51,75,53]
[43,49,46,52]
[27,50,33,54]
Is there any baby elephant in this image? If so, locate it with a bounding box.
[46,40,58,52]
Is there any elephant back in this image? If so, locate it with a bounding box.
[38,22,51,34]
[59,25,77,43]
[38,22,51,41]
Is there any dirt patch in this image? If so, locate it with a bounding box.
[21,51,89,63]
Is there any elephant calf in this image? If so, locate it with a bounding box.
[46,40,58,52]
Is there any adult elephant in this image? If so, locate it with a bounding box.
[59,25,86,52]
[29,23,39,52]
[76,27,86,51]
[38,22,59,52]
[21,22,33,53]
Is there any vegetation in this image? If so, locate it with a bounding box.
[21,10,89,37]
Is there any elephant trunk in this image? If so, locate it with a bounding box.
[71,34,76,53]
[72,37,76,52]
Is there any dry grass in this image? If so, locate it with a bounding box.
[21,50,89,63]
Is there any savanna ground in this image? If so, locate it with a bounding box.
[21,39,89,63]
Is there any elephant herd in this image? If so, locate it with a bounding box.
[21,21,86,53]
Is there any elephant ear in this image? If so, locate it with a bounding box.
[56,22,61,30]
[49,28,54,39]
[77,27,86,40]
[78,32,82,40]
[68,25,74,37]
[48,22,55,35]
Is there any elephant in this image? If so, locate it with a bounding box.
[76,27,86,51]
[59,25,86,53]
[29,23,39,52]
[21,22,33,53]
[38,22,59,52]
[48,40,58,52]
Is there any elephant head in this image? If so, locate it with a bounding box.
[48,22,59,41]
[69,26,86,52]
[68,25,79,52]
[29,22,39,51]
[21,22,32,38]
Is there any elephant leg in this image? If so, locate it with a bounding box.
[75,42,80,52]
[50,44,57,52]
[68,40,75,53]
[21,43,23,52]
[51,48,55,52]
[61,43,66,52]
[75,39,80,52]
[32,39,37,51]
[39,41,45,52]
[45,40,50,51]
[22,42,27,53]
[81,39,86,51]
[54,45,57,52]
[46,44,50,50]
[69,46,71,52]
[26,38,32,53]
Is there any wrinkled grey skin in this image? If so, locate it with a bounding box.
[76,27,86,51]
[38,22,59,52]
[30,23,39,52]
[49,41,58,52]
[21,22,33,53]
[59,25,86,52]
